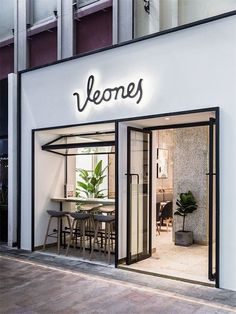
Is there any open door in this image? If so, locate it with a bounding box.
[126,127,152,265]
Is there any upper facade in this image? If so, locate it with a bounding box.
[0,0,236,80]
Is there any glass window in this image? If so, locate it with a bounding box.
[134,0,236,39]
[77,0,99,9]
[32,0,57,25]
[76,154,109,198]
[0,0,14,41]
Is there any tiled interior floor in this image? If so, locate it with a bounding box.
[125,226,212,284]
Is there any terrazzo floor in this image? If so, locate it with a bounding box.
[124,227,212,285]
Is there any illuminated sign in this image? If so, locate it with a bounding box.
[73,75,143,112]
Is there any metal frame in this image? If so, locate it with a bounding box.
[143,111,220,287]
[18,99,219,283]
[43,141,115,150]
[126,126,152,265]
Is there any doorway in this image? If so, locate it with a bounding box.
[122,110,219,286]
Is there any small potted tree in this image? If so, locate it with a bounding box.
[174,191,198,246]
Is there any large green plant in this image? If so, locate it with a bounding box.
[76,160,108,198]
[174,191,198,231]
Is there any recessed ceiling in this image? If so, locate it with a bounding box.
[124,111,216,128]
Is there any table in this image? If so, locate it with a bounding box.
[51,197,115,210]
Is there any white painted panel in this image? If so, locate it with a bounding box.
[34,131,65,247]
[21,16,236,290]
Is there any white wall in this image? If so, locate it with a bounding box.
[20,15,236,290]
[179,0,236,25]
[34,131,65,247]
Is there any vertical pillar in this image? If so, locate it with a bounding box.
[117,0,133,43]
[14,0,28,72]
[160,0,178,30]
[112,0,118,44]
[57,0,74,60]
[8,73,18,247]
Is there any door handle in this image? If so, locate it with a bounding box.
[125,173,140,184]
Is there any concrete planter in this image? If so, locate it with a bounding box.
[175,230,193,247]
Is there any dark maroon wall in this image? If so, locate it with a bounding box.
[29,28,57,68]
[0,44,14,80]
[76,7,112,54]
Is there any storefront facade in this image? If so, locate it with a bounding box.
[9,13,236,291]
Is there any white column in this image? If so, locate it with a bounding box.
[8,73,18,247]
[117,0,133,42]
[160,0,178,31]
[57,0,74,59]
[14,0,28,72]
[112,0,118,44]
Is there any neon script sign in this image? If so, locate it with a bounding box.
[73,75,143,112]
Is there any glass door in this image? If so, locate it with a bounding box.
[126,127,152,265]
[208,118,218,283]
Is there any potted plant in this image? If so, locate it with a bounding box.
[174,191,198,246]
[76,160,108,199]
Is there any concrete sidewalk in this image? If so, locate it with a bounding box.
[0,246,236,313]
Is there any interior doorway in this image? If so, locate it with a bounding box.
[122,109,219,286]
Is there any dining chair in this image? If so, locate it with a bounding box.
[160,201,173,232]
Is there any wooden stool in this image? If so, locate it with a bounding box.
[79,203,102,213]
[99,205,115,215]
[90,214,115,264]
[66,212,90,258]
[43,210,71,255]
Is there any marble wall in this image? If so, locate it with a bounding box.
[173,127,209,245]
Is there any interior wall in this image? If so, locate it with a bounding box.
[156,129,174,201]
[108,154,115,198]
[173,126,209,245]
[34,131,65,247]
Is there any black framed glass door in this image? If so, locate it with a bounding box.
[208,117,218,282]
[126,127,152,265]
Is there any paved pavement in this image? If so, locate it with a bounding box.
[0,248,236,313]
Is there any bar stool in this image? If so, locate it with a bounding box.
[43,210,71,255]
[66,212,90,258]
[90,214,115,264]
[79,203,103,236]
[99,205,115,215]
[79,203,102,213]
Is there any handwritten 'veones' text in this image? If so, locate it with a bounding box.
[73,75,143,112]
